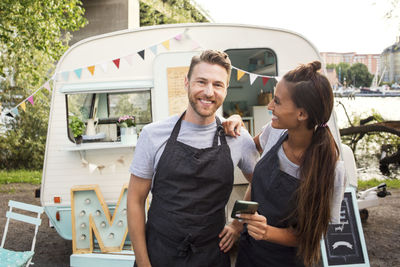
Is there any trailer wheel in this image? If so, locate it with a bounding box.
[360,209,369,223]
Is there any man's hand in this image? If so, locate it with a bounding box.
[218,220,243,252]
[222,114,243,137]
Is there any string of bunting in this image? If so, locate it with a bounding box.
[79,152,126,174]
[1,28,277,118]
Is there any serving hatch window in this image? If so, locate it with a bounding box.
[66,90,152,143]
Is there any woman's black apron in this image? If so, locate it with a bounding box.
[140,113,234,267]
[236,132,305,267]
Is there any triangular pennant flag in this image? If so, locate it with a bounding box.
[113,59,120,69]
[100,62,108,73]
[262,77,270,86]
[110,164,116,173]
[124,55,134,66]
[137,50,145,60]
[249,73,258,85]
[87,66,95,76]
[149,45,158,55]
[89,163,97,174]
[6,112,14,118]
[20,102,26,112]
[162,40,170,50]
[27,96,34,106]
[237,69,245,81]
[191,40,201,50]
[43,81,51,92]
[74,68,82,79]
[11,107,19,116]
[61,71,69,81]
[275,76,282,82]
[174,34,183,41]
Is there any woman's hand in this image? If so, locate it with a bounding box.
[239,212,269,241]
[222,114,243,137]
[218,219,243,252]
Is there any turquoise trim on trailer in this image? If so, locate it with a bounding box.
[70,250,135,267]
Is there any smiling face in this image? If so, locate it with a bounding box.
[184,62,228,124]
[267,79,307,129]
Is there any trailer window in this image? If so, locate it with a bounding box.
[66,90,152,143]
[223,48,277,135]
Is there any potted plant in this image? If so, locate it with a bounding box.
[117,115,137,144]
[69,116,85,144]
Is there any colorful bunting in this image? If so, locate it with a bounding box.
[43,81,51,92]
[11,107,19,116]
[20,102,26,112]
[124,55,134,66]
[149,45,158,55]
[137,50,145,60]
[113,59,120,69]
[100,62,108,73]
[88,66,95,76]
[61,71,69,81]
[262,77,270,86]
[162,40,170,50]
[6,112,14,118]
[237,70,245,81]
[74,68,82,79]
[249,73,258,85]
[174,34,183,41]
[27,96,34,106]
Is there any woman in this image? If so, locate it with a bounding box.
[224,61,346,266]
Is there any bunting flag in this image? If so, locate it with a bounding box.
[262,77,270,86]
[174,34,183,41]
[11,107,19,116]
[61,71,69,81]
[6,112,14,118]
[149,45,158,55]
[112,59,120,69]
[43,81,51,92]
[89,163,97,174]
[74,68,82,79]
[237,69,245,81]
[249,73,258,85]
[27,96,34,106]
[88,66,95,76]
[100,62,108,73]
[137,50,145,60]
[124,55,134,66]
[162,40,170,50]
[20,102,26,112]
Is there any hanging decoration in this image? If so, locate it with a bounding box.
[1,29,278,119]
[79,152,126,174]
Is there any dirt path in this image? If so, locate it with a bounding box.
[0,183,399,266]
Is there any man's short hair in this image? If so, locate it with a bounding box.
[187,50,232,82]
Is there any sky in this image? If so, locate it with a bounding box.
[194,0,399,54]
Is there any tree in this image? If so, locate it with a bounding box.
[0,0,87,169]
[347,63,373,87]
[334,62,351,85]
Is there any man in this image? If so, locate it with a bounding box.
[127,50,258,267]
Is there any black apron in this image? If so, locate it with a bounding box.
[138,112,234,267]
[236,132,305,267]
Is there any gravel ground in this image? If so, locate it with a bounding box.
[0,183,399,267]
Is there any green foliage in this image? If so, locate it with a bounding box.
[348,63,373,87]
[0,0,87,170]
[0,169,41,185]
[68,116,85,137]
[358,178,400,190]
[334,62,351,85]
[140,0,208,26]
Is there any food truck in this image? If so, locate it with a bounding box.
[41,23,383,266]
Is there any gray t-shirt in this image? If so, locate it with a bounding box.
[259,122,346,224]
[130,115,259,182]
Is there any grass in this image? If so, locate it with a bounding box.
[357,178,400,190]
[0,170,42,185]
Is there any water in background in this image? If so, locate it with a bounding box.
[334,96,400,181]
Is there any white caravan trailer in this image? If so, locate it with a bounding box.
[41,23,382,266]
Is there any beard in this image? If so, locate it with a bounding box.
[187,85,222,118]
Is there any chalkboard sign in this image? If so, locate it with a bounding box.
[321,187,370,266]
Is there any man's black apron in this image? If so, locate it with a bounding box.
[236,132,305,267]
[141,112,234,267]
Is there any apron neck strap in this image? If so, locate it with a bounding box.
[169,111,227,147]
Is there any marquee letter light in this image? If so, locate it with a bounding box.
[71,184,128,254]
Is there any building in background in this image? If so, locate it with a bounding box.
[381,37,400,84]
[320,52,380,75]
